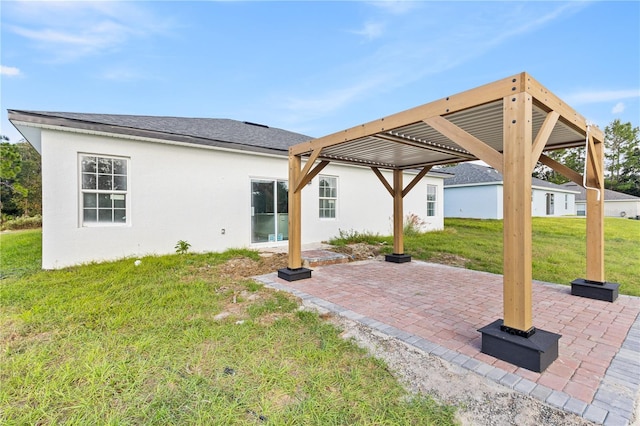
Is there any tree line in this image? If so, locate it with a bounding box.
[1,137,42,222]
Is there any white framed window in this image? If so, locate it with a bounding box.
[427,184,437,217]
[319,175,337,218]
[80,154,128,225]
[565,194,568,209]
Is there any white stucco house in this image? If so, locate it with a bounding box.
[442,163,578,219]
[561,182,640,218]
[9,110,447,269]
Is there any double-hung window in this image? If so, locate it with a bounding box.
[80,155,128,225]
[427,184,437,217]
[319,175,337,218]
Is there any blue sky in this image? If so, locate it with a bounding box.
[1,1,639,143]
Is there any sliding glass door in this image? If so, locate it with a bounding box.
[251,179,288,243]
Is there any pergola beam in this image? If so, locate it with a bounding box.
[538,154,584,186]
[290,73,530,157]
[371,167,394,197]
[423,116,503,173]
[403,166,432,198]
[530,111,560,172]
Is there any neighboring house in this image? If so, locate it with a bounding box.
[442,163,578,219]
[561,182,640,218]
[9,110,447,269]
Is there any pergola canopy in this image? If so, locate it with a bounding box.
[290,72,602,171]
[281,72,608,360]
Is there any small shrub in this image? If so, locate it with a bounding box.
[1,215,42,231]
[174,240,191,254]
[404,213,426,237]
[329,228,383,246]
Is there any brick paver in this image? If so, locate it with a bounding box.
[256,259,640,425]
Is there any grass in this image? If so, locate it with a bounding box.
[0,229,42,278]
[0,230,456,425]
[331,217,640,297]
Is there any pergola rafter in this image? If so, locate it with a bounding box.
[278,72,614,372]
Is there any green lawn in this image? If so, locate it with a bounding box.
[0,230,455,425]
[332,217,640,297]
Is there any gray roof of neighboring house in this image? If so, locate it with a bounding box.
[8,110,313,155]
[441,162,577,191]
[561,182,640,202]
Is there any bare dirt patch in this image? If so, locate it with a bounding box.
[216,253,289,280]
[326,313,593,426]
[331,243,386,261]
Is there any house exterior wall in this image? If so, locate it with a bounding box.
[531,188,576,217]
[444,184,575,219]
[576,200,640,218]
[444,185,501,219]
[40,129,443,269]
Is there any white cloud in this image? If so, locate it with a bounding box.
[4,1,174,62]
[563,89,640,105]
[611,102,625,114]
[0,65,21,77]
[265,2,596,129]
[368,1,419,15]
[351,21,385,40]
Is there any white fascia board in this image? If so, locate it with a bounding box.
[532,185,580,194]
[444,182,502,189]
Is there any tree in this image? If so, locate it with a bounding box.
[604,119,639,196]
[0,136,41,219]
[1,138,26,217]
[15,142,42,216]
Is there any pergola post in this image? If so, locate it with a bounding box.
[571,132,620,301]
[385,169,411,263]
[277,153,312,281]
[478,93,560,373]
[502,93,534,333]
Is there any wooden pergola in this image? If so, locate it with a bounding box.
[278,72,610,371]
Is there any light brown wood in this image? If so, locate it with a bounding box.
[290,73,528,156]
[423,115,504,173]
[530,111,559,172]
[393,169,404,254]
[502,93,533,332]
[525,74,604,141]
[296,148,322,189]
[538,154,583,186]
[402,166,432,198]
[587,135,604,188]
[294,160,330,193]
[586,137,605,281]
[287,154,303,269]
[371,167,394,197]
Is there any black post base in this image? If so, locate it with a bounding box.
[277,267,312,282]
[385,253,411,263]
[479,319,561,373]
[571,278,619,302]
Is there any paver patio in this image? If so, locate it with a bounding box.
[256,259,640,425]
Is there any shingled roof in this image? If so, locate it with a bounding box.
[8,110,313,155]
[442,162,578,192]
[562,182,640,201]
